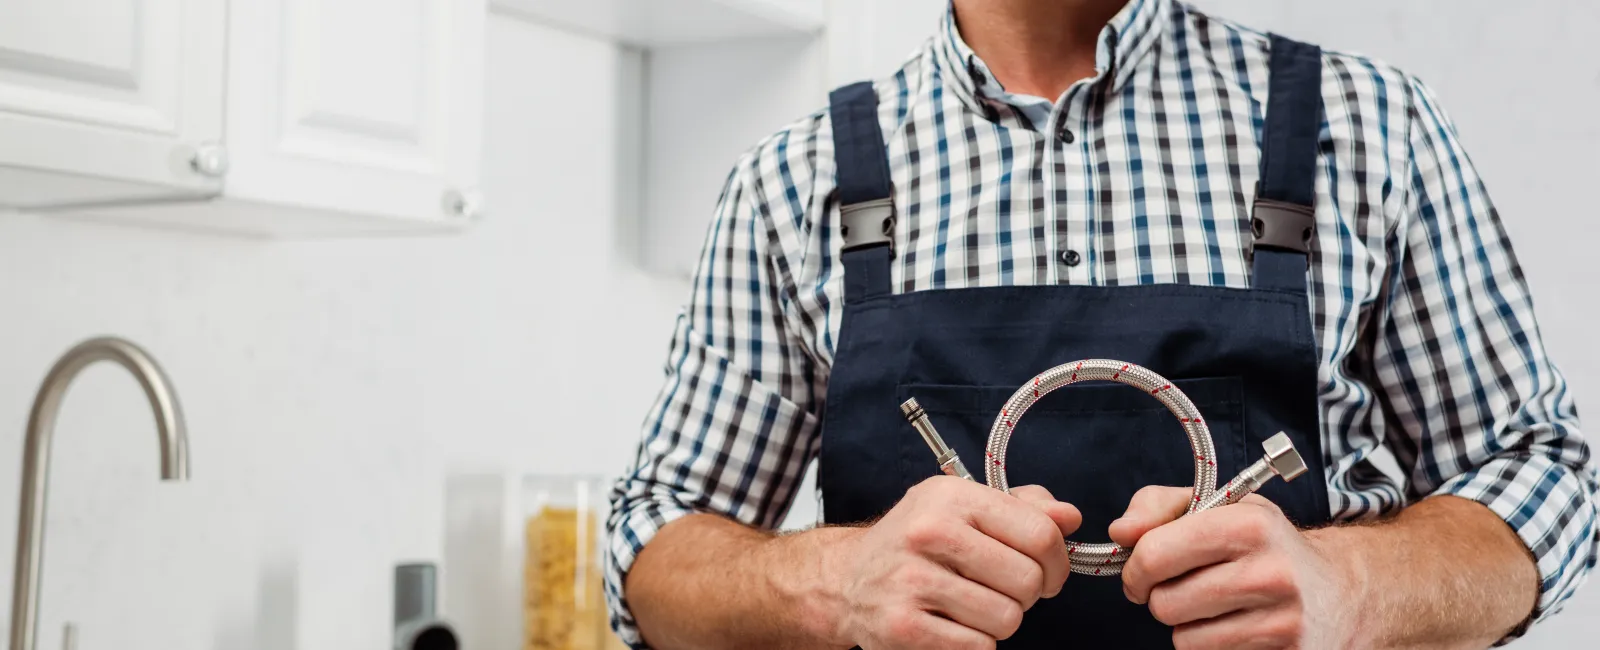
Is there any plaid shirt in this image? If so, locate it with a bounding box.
[605,0,1596,644]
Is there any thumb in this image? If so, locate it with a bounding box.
[1108,485,1192,548]
[1010,485,1084,538]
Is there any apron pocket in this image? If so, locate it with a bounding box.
[896,377,1247,542]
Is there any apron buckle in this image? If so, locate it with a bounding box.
[1251,199,1316,254]
[840,198,896,254]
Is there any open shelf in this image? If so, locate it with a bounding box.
[492,0,828,278]
[491,0,824,47]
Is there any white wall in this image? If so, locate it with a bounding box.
[0,14,687,650]
[642,36,826,277]
[824,0,946,86]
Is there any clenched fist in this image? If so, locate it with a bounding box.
[826,477,1082,649]
[1111,486,1359,650]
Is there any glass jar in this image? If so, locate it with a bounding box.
[521,475,614,650]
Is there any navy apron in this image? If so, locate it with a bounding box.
[817,35,1333,648]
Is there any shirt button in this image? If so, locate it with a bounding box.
[1059,249,1082,267]
[1058,126,1076,144]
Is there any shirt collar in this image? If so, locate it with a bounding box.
[935,0,1171,117]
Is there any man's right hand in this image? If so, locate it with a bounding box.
[824,477,1082,649]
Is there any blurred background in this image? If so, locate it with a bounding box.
[0,0,1593,648]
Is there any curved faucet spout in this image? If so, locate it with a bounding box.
[8,337,190,650]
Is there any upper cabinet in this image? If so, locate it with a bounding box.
[0,0,226,207]
[197,0,485,236]
[0,0,486,237]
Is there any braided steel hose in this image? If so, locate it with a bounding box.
[901,359,1308,577]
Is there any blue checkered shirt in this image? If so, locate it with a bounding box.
[604,0,1596,645]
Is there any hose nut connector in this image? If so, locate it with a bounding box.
[1262,432,1307,481]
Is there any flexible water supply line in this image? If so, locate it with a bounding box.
[901,359,1309,577]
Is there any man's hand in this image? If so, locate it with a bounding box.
[629,485,1532,650]
[827,476,1082,649]
[1109,486,1357,650]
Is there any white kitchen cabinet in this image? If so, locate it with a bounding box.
[1,0,486,237]
[0,0,226,208]
[175,0,486,236]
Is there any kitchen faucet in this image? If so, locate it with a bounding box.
[8,337,190,650]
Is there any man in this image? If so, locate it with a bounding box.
[605,0,1596,648]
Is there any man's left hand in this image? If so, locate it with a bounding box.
[1109,486,1362,650]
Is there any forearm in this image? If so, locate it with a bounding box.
[625,513,855,650]
[1309,495,1538,649]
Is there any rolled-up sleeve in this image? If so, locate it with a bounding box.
[1376,75,1597,634]
[603,151,822,647]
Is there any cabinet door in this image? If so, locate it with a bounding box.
[0,0,225,208]
[225,0,486,227]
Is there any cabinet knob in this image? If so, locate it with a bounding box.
[441,188,483,220]
[189,143,230,177]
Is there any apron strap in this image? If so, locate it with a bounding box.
[1252,35,1324,294]
[830,81,895,302]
